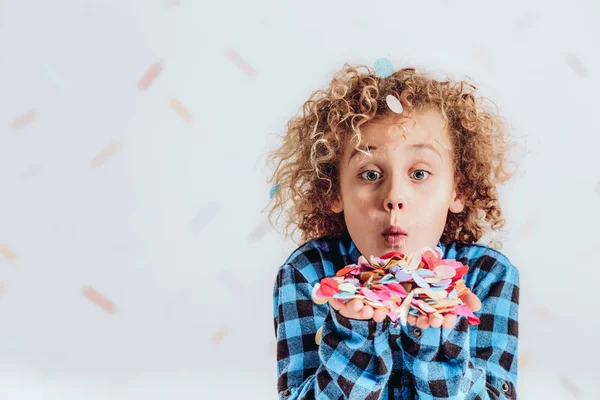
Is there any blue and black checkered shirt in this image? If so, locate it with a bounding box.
[273,233,519,399]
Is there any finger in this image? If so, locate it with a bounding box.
[442,314,458,329]
[463,292,482,312]
[416,315,430,329]
[429,313,444,328]
[358,305,374,320]
[373,309,387,323]
[407,315,418,325]
[329,298,343,311]
[347,299,364,313]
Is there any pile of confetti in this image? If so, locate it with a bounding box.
[311,247,480,327]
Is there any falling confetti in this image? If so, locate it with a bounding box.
[518,352,531,368]
[0,245,16,262]
[517,215,539,240]
[513,12,539,32]
[269,183,280,199]
[246,220,273,244]
[138,62,163,91]
[558,375,583,399]
[224,48,257,79]
[268,341,277,356]
[10,110,36,130]
[169,98,192,122]
[82,286,117,314]
[90,139,120,168]
[374,58,394,78]
[532,304,555,320]
[211,327,229,344]
[189,202,220,234]
[565,54,588,78]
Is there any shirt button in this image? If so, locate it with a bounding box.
[414,328,422,338]
[283,388,292,397]
[501,381,510,393]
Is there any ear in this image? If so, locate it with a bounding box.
[331,195,344,213]
[449,185,465,214]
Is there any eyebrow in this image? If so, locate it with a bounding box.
[348,143,442,165]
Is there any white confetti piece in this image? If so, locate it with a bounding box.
[385,95,403,114]
[189,202,220,234]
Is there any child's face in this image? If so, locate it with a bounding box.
[331,109,464,258]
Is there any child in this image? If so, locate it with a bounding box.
[266,62,520,399]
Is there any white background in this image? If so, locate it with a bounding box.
[1,0,599,398]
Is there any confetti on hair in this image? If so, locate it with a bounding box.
[11,110,36,130]
[311,247,479,328]
[224,48,257,79]
[0,245,16,262]
[385,95,403,114]
[90,139,120,168]
[269,183,281,199]
[138,61,163,91]
[82,286,117,314]
[169,98,192,122]
[374,58,394,78]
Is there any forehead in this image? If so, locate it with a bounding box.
[345,110,452,160]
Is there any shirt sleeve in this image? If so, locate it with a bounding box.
[398,254,520,399]
[274,263,394,399]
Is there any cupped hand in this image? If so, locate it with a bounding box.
[329,298,387,323]
[407,291,482,329]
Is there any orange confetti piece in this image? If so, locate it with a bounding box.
[211,327,229,344]
[138,61,163,91]
[518,352,531,368]
[82,286,117,314]
[90,139,120,168]
[11,110,36,130]
[532,304,555,320]
[224,47,257,79]
[169,98,192,122]
[0,245,16,262]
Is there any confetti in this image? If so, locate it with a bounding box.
[224,48,257,79]
[385,95,403,114]
[138,61,163,91]
[0,283,6,298]
[311,247,479,328]
[246,220,273,244]
[558,375,583,399]
[269,183,281,199]
[212,327,229,344]
[374,58,394,78]
[0,245,16,262]
[82,286,117,314]
[565,54,588,78]
[11,110,36,130]
[90,139,120,168]
[189,202,220,234]
[169,98,192,122]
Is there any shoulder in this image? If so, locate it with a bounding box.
[446,242,520,296]
[276,235,352,287]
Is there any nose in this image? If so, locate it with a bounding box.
[383,178,405,211]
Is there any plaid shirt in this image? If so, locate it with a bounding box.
[273,233,519,399]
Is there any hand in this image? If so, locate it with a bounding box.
[329,298,387,322]
[407,291,482,329]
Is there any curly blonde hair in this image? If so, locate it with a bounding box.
[264,63,520,249]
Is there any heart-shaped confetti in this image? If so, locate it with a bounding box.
[311,246,480,328]
[385,95,403,114]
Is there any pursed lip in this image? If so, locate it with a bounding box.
[382,225,408,236]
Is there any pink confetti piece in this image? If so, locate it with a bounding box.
[224,47,257,79]
[517,215,539,240]
[558,375,583,399]
[518,352,531,368]
[0,245,16,262]
[11,110,36,130]
[565,54,588,78]
[532,304,555,320]
[138,62,163,91]
[90,139,120,168]
[169,98,192,122]
[82,286,117,314]
[212,327,229,344]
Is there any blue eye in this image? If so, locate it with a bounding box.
[411,170,431,181]
[359,170,382,182]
